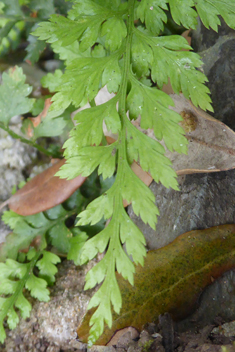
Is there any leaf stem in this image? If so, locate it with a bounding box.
[0,15,38,23]
[117,0,135,181]
[0,122,63,158]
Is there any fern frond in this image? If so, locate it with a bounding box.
[0,249,60,344]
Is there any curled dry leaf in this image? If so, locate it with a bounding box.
[77,224,235,345]
[0,159,86,216]
[168,94,235,175]
[132,94,235,176]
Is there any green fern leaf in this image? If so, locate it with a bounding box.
[25,273,50,301]
[0,66,34,126]
[36,251,61,285]
[168,0,198,28]
[136,0,168,35]
[195,0,235,30]
[57,143,118,179]
[62,98,120,157]
[0,202,81,262]
[0,252,47,343]
[67,229,88,265]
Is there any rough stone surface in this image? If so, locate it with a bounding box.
[176,270,235,332]
[212,320,235,337]
[192,19,235,130]
[129,170,235,250]
[191,18,235,52]
[0,127,36,202]
[0,124,37,244]
[128,19,235,337]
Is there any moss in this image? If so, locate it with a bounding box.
[141,339,153,352]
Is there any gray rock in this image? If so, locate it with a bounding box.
[212,320,235,337]
[137,330,154,349]
[129,170,235,250]
[88,346,116,352]
[191,18,235,52]
[0,126,37,244]
[192,19,235,130]
[129,20,235,334]
[0,128,36,202]
[176,270,235,332]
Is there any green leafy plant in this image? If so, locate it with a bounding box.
[0,0,235,347]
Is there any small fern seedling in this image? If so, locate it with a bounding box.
[0,248,60,344]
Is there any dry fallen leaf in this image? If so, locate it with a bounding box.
[0,159,86,216]
[77,224,235,345]
[168,94,235,175]
[132,94,235,176]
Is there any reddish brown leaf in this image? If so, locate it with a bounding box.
[77,224,235,345]
[1,159,86,216]
[181,29,192,47]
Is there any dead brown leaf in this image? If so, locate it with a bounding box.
[77,224,235,345]
[132,94,235,176]
[168,94,235,175]
[0,159,86,216]
[181,29,192,47]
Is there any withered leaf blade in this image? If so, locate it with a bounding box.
[77,224,235,345]
[4,159,86,216]
[168,94,235,175]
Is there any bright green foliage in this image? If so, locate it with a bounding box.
[0,201,83,262]
[41,69,63,92]
[0,0,235,347]
[67,229,88,265]
[194,0,235,31]
[0,66,68,139]
[0,248,59,344]
[36,250,61,285]
[0,0,71,60]
[0,67,34,126]
[136,0,235,32]
[31,0,235,346]
[0,194,90,341]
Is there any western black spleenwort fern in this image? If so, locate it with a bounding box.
[32,0,235,345]
[0,0,235,347]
